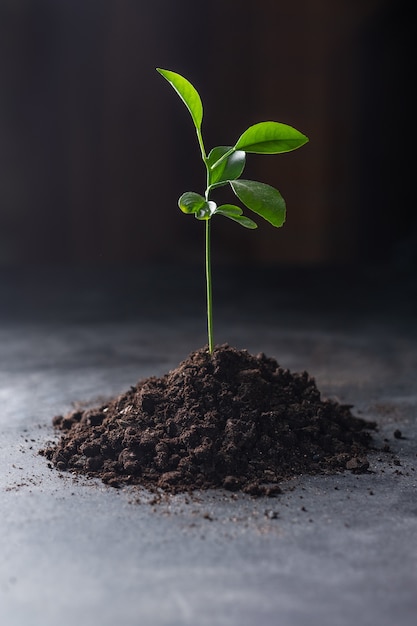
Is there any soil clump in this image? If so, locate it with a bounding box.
[41,344,377,496]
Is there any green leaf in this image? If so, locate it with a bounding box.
[215,204,243,216]
[234,121,308,154]
[195,201,216,221]
[215,204,258,229]
[178,192,206,214]
[207,147,246,186]
[229,179,286,227]
[157,68,203,131]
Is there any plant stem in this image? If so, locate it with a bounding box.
[196,125,214,353]
[205,219,214,353]
[197,126,214,354]
[196,128,207,162]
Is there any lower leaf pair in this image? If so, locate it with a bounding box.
[179,177,286,230]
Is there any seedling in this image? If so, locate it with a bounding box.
[157,68,308,353]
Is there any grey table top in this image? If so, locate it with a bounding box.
[1,265,416,626]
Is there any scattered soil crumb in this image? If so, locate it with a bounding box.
[40,344,377,496]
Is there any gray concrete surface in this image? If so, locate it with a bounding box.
[1,266,416,626]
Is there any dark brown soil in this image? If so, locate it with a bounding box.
[41,344,377,496]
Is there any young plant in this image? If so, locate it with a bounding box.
[157,68,308,353]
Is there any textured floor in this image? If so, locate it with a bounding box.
[1,265,416,626]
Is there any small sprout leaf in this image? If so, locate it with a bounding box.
[215,204,258,229]
[230,179,286,227]
[207,147,246,186]
[215,204,243,216]
[195,200,217,221]
[178,192,206,214]
[157,68,203,131]
[234,121,309,154]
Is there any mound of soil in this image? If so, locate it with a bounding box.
[41,344,377,496]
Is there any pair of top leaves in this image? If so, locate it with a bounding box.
[157,68,309,230]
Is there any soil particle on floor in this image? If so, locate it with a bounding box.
[40,344,377,496]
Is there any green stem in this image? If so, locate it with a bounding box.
[205,219,214,353]
[196,127,207,162]
[196,125,214,352]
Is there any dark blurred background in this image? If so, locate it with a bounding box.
[0,0,414,274]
